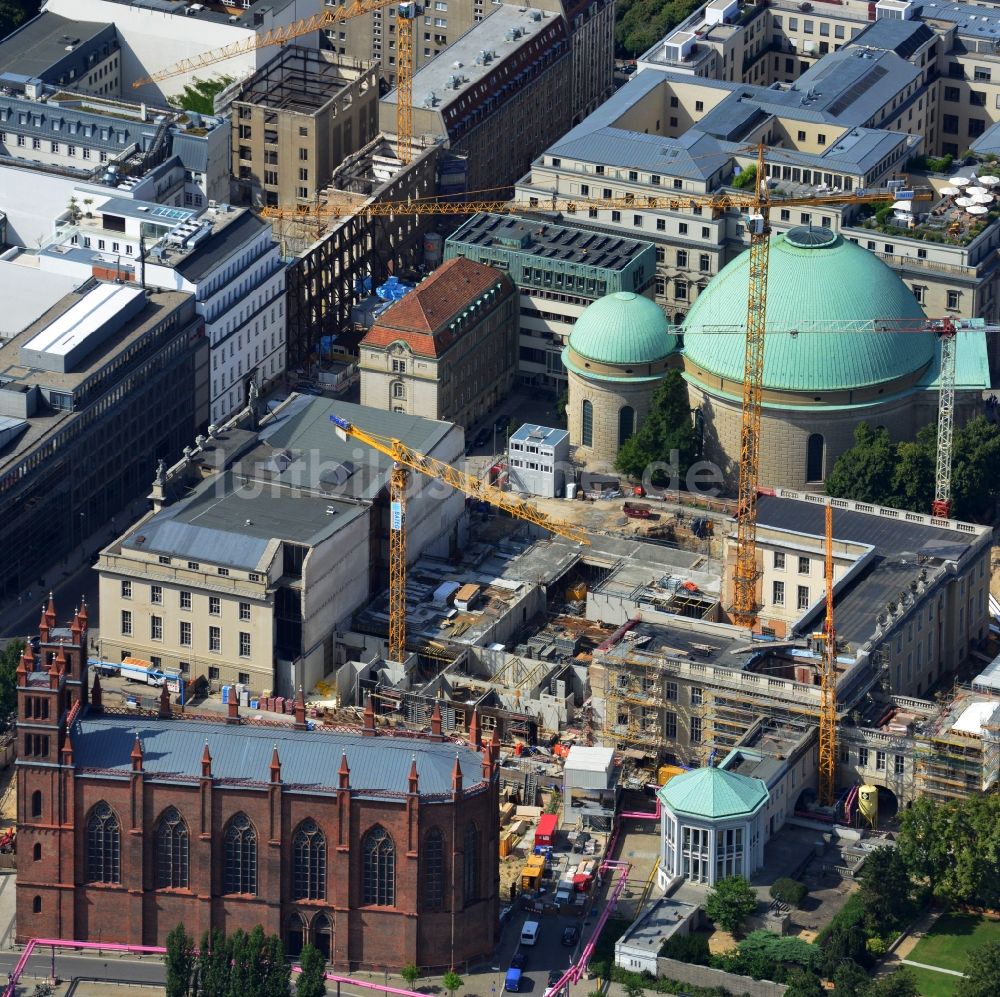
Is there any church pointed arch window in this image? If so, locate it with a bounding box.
[86,802,120,884]
[362,825,395,906]
[292,818,326,901]
[155,806,189,889]
[223,813,257,895]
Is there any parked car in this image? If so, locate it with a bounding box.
[561,925,579,947]
[510,950,527,970]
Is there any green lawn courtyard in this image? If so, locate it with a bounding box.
[904,911,1000,994]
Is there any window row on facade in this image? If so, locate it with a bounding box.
[76,802,482,910]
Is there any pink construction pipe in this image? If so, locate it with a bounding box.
[620,800,661,820]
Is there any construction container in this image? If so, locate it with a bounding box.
[221,685,232,705]
[520,854,546,891]
[534,813,558,847]
[499,833,515,859]
[658,764,685,786]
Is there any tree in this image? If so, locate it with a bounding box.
[622,981,645,997]
[0,639,25,729]
[615,370,697,484]
[400,963,420,989]
[198,929,232,997]
[867,968,920,997]
[296,944,327,997]
[890,429,935,513]
[831,959,871,996]
[704,875,758,936]
[957,940,1000,997]
[825,424,898,505]
[165,923,196,997]
[441,970,463,997]
[167,75,235,116]
[732,164,757,190]
[0,2,39,39]
[855,847,913,934]
[769,877,808,908]
[896,796,954,895]
[783,969,824,997]
[261,932,291,997]
[614,0,703,56]
[950,415,1000,520]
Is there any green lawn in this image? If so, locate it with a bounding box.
[908,912,1000,973]
[904,965,959,997]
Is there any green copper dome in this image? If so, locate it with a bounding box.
[683,227,934,392]
[657,766,769,820]
[567,292,677,367]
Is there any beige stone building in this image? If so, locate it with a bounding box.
[360,256,517,424]
[563,291,678,467]
[231,46,378,207]
[97,397,466,694]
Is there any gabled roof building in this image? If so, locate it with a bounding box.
[360,257,518,426]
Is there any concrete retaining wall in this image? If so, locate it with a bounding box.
[656,956,788,996]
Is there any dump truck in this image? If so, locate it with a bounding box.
[623,502,653,519]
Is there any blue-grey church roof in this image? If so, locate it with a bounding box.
[71,710,486,800]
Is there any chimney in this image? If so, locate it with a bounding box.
[227,692,239,724]
[362,695,376,736]
[201,741,213,779]
[269,744,281,784]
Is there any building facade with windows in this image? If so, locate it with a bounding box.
[360,257,517,424]
[37,195,286,425]
[0,282,206,607]
[444,213,656,390]
[15,603,500,969]
[230,47,379,208]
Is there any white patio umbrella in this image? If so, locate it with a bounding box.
[966,186,988,196]
[949,176,971,186]
[977,175,999,187]
[940,186,960,196]
[954,196,974,207]
[972,192,994,204]
[966,204,989,216]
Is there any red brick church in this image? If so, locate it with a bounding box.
[16,598,500,970]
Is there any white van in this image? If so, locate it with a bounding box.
[520,920,540,946]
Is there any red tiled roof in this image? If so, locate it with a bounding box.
[361,257,512,359]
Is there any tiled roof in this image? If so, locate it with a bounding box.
[657,766,769,819]
[71,709,485,799]
[362,257,512,358]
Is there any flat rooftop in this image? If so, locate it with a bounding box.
[723,717,815,786]
[0,12,112,79]
[448,213,654,272]
[79,0,301,28]
[234,46,369,115]
[0,261,85,342]
[122,470,368,569]
[382,3,567,111]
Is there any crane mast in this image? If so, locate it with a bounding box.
[330,414,588,662]
[819,503,838,806]
[732,143,770,628]
[932,318,958,518]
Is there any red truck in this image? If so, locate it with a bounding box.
[623,502,653,519]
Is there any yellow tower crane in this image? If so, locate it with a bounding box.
[329,413,589,662]
[132,0,418,164]
[819,502,838,806]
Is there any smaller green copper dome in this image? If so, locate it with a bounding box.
[657,766,769,819]
[568,292,677,367]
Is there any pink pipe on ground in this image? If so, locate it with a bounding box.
[620,799,661,820]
